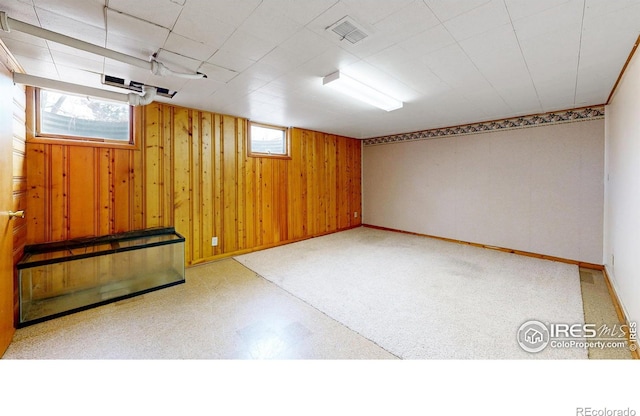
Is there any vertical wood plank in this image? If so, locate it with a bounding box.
[144,104,162,228]
[260,158,273,245]
[132,106,145,230]
[352,138,362,226]
[97,148,111,236]
[222,115,238,253]
[162,105,174,227]
[244,147,257,249]
[327,134,338,232]
[173,107,192,264]
[200,112,214,259]
[68,146,96,238]
[191,110,202,263]
[337,136,349,229]
[113,148,131,233]
[26,143,47,243]
[49,144,67,241]
[213,114,223,256]
[236,119,246,250]
[305,130,316,237]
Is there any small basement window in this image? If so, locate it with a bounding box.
[248,122,289,158]
[36,88,133,144]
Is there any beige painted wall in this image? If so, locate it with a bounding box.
[363,119,604,264]
[604,46,640,325]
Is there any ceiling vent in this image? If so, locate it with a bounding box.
[102,75,177,99]
[327,16,369,45]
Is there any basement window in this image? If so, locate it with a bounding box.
[35,88,133,145]
[248,122,290,158]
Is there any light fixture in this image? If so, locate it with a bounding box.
[322,70,403,112]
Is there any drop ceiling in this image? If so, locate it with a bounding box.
[1,0,639,139]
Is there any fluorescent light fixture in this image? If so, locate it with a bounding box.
[322,70,403,112]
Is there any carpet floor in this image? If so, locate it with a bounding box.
[235,227,588,359]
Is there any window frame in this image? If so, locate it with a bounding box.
[31,87,135,149]
[247,121,291,159]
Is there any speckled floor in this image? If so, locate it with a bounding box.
[579,268,632,359]
[1,254,632,360]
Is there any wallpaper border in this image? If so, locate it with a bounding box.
[363,106,605,146]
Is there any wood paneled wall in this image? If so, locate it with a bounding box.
[26,100,362,266]
[12,83,27,322]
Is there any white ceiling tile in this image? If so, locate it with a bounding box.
[107,0,183,29]
[106,9,169,59]
[583,0,640,17]
[238,2,304,45]
[0,38,52,62]
[0,0,40,27]
[197,62,238,83]
[208,49,256,73]
[181,0,261,28]
[420,44,488,91]
[423,0,493,22]
[259,45,313,72]
[364,46,416,74]
[458,24,537,97]
[155,48,202,73]
[459,24,519,64]
[11,54,59,78]
[0,28,49,49]
[372,1,441,43]
[536,76,578,108]
[52,66,104,88]
[398,24,456,56]
[171,3,237,49]
[443,0,511,41]
[33,0,105,28]
[504,0,573,21]
[240,61,287,83]
[296,46,360,79]
[51,49,104,73]
[363,47,445,99]
[340,0,414,24]
[35,7,106,46]
[144,72,189,92]
[179,77,225,98]
[162,32,218,62]
[581,3,640,58]
[265,0,338,25]
[44,42,105,62]
[519,30,580,84]
[220,29,277,62]
[341,59,420,102]
[225,71,270,93]
[511,0,584,41]
[275,28,334,66]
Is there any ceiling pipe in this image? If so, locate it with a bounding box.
[0,11,206,79]
[13,72,157,106]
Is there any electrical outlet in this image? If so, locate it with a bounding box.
[211,237,218,247]
[354,211,358,218]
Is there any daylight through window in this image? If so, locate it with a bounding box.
[36,88,132,143]
[248,122,289,158]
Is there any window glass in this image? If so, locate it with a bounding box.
[38,89,131,142]
[249,123,288,157]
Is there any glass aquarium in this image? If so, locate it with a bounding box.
[17,227,185,326]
